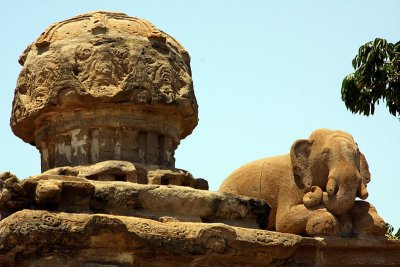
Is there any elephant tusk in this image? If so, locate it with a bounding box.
[357,181,369,200]
[326,178,338,197]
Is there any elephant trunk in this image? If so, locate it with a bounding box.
[323,176,357,216]
[357,180,369,200]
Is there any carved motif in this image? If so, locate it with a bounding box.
[73,42,132,95]
[122,45,189,105]
[11,11,198,150]
[42,213,62,228]
[13,56,62,119]
[12,11,193,115]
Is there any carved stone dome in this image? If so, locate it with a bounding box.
[11,11,198,171]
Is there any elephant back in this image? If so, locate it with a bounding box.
[219,158,265,197]
[219,155,290,206]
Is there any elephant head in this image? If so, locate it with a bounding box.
[290,129,370,216]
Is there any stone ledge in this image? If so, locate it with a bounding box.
[295,237,400,266]
[0,174,269,229]
[0,210,399,267]
[0,210,300,267]
[40,161,209,189]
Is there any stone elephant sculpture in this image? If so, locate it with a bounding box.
[219,129,386,237]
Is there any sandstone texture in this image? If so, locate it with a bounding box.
[0,210,301,267]
[0,172,268,228]
[4,10,400,267]
[220,129,386,238]
[11,11,198,171]
[41,160,208,189]
[0,209,399,267]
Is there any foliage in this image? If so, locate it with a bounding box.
[341,38,400,118]
[385,223,400,240]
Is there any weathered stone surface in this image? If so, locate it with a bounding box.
[0,210,399,267]
[0,175,268,229]
[294,237,400,266]
[147,168,194,187]
[41,160,207,189]
[220,129,386,237]
[11,11,198,171]
[0,210,301,267]
[42,160,138,182]
[0,172,31,218]
[5,10,400,267]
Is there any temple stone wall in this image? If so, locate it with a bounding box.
[2,10,400,267]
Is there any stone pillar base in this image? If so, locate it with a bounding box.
[35,109,182,171]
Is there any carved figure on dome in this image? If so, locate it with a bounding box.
[73,42,132,95]
[10,11,198,168]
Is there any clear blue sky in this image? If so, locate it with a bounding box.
[1,1,399,230]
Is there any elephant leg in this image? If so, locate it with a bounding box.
[305,208,340,236]
[351,200,386,236]
[276,204,340,236]
[275,204,308,234]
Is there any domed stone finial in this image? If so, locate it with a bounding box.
[11,11,198,171]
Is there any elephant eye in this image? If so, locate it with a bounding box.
[322,148,330,156]
[355,148,360,158]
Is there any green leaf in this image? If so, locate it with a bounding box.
[342,38,400,119]
[396,228,400,238]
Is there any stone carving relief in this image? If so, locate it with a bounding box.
[219,129,387,237]
[73,42,132,95]
[10,11,198,173]
[13,35,193,119]
[122,42,192,105]
[3,10,400,267]
[11,11,198,147]
[12,56,62,120]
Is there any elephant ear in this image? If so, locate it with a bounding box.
[290,139,313,190]
[359,152,371,185]
[356,151,370,200]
